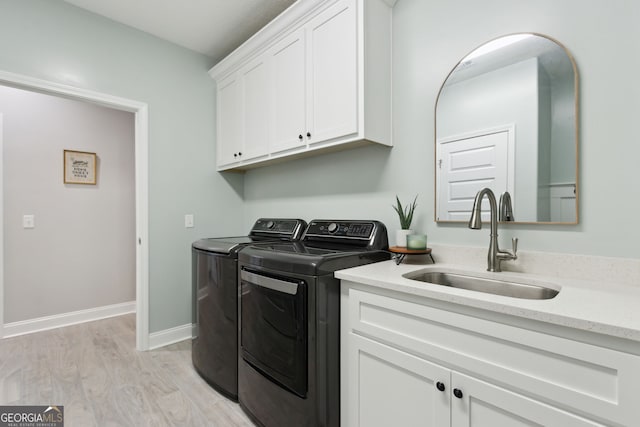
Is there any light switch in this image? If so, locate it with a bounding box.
[23,214,35,229]
[185,214,194,228]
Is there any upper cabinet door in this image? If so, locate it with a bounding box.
[240,54,271,160]
[269,29,307,154]
[306,0,358,144]
[216,74,242,166]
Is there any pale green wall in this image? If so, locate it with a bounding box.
[0,0,245,333]
[244,0,640,259]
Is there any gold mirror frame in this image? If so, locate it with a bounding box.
[434,33,579,225]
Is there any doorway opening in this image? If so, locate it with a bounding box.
[0,70,149,350]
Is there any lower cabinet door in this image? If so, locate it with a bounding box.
[451,372,606,427]
[345,334,450,427]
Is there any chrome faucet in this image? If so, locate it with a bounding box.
[468,188,518,272]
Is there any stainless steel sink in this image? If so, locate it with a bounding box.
[404,271,559,300]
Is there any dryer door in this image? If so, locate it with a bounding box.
[240,268,308,398]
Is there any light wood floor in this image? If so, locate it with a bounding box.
[0,314,255,426]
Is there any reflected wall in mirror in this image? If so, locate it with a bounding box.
[435,33,579,224]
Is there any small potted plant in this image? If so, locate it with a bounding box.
[392,195,418,247]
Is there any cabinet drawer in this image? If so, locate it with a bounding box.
[346,287,640,426]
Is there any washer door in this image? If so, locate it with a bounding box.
[240,269,307,398]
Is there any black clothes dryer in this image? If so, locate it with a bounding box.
[237,220,389,426]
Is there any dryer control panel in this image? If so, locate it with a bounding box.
[303,220,388,250]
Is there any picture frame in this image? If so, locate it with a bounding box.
[64,150,97,185]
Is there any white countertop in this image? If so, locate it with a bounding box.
[335,260,640,342]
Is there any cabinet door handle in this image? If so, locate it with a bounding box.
[306,132,311,138]
[233,153,237,157]
[436,382,445,392]
[238,152,242,156]
[298,134,303,141]
[453,388,463,399]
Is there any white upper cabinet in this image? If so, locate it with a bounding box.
[216,74,242,167]
[269,29,306,154]
[239,53,270,161]
[306,0,358,145]
[210,0,395,171]
[216,55,271,168]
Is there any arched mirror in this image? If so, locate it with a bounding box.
[435,33,578,224]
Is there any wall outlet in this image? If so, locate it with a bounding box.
[23,214,35,229]
[184,214,194,228]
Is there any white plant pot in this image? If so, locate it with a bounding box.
[395,229,413,247]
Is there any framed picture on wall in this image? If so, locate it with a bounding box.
[64,150,97,185]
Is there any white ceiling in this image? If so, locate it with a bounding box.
[63,0,296,63]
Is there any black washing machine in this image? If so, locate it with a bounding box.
[237,220,389,426]
[191,218,306,400]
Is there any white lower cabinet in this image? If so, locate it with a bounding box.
[451,372,602,427]
[350,335,602,427]
[341,283,640,427]
[351,334,450,427]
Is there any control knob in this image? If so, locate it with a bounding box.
[327,222,339,233]
[266,221,275,229]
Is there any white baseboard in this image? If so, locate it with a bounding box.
[2,301,136,338]
[148,323,192,350]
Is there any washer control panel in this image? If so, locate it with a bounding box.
[251,218,306,238]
